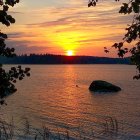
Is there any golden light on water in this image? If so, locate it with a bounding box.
[66,50,74,56]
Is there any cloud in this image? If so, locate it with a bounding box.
[6,40,52,55]
[5,0,133,56]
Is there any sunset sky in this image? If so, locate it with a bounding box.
[2,0,131,57]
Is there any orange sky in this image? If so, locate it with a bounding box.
[2,0,132,57]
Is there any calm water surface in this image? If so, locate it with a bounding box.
[1,65,140,139]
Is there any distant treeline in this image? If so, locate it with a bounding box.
[0,54,131,64]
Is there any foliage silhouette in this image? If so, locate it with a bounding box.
[88,0,140,79]
[0,0,30,105]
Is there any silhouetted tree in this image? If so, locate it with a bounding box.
[0,0,30,105]
[88,0,140,79]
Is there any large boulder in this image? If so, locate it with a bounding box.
[89,80,121,92]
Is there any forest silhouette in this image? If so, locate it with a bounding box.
[0,54,130,64]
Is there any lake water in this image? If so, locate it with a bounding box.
[1,65,140,139]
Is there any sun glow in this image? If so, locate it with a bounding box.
[66,50,74,56]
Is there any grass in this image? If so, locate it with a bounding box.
[103,116,118,134]
[0,116,138,140]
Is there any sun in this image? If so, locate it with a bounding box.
[66,50,74,56]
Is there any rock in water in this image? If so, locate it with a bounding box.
[89,80,121,92]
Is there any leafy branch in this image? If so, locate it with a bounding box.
[88,0,140,79]
[0,0,30,105]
